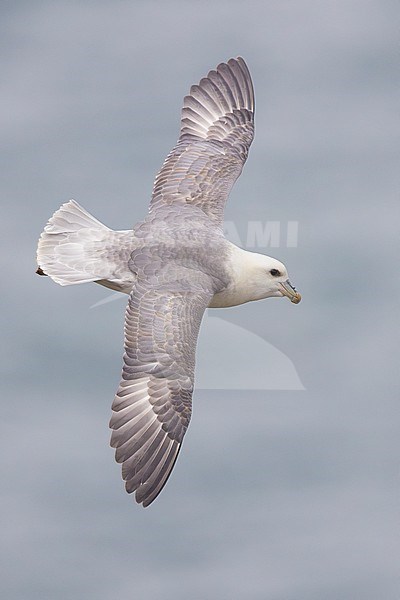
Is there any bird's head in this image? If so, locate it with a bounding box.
[244,253,301,304]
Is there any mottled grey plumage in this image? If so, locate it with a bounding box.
[150,57,254,225]
[107,59,255,504]
[37,58,301,507]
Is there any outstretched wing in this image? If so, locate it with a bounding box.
[149,57,255,225]
[110,263,215,507]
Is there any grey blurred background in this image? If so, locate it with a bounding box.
[1,1,398,599]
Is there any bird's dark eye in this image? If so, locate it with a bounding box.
[270,269,280,277]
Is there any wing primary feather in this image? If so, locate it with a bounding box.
[124,433,169,493]
[140,443,182,507]
[126,437,172,496]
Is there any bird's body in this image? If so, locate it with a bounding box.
[36,58,301,506]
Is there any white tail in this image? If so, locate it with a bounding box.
[37,200,115,286]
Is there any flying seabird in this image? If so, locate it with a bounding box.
[36,57,301,507]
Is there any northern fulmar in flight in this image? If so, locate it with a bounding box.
[36,57,301,507]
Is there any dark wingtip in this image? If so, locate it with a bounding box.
[36,266,47,276]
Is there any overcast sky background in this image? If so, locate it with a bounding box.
[1,1,399,599]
